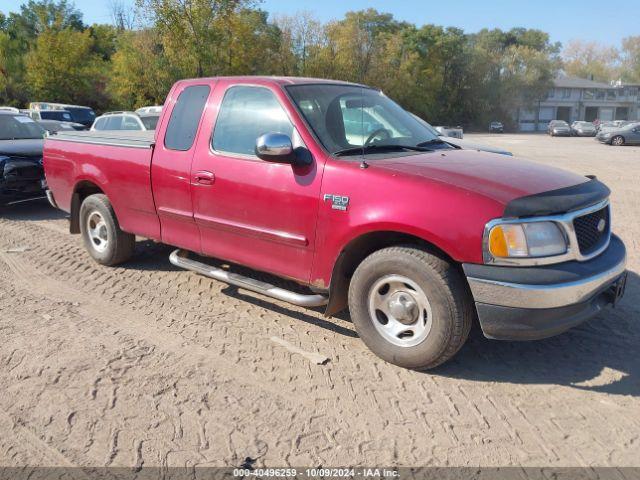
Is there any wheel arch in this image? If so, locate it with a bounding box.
[324,230,458,317]
[69,180,105,234]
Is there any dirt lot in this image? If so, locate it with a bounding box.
[0,134,639,469]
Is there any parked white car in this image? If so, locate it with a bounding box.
[434,125,464,139]
[135,105,162,115]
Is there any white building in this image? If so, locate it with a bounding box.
[517,75,640,131]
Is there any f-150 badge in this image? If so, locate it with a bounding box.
[323,194,349,211]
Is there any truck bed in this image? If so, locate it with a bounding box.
[50,130,155,149]
[44,129,160,241]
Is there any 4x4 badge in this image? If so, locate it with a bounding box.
[323,194,349,211]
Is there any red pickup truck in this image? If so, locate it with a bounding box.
[43,76,627,370]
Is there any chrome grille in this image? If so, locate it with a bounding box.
[573,206,610,255]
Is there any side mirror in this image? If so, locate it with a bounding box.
[256,133,294,163]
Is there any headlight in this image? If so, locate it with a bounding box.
[486,221,567,261]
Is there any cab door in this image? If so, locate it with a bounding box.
[150,82,213,252]
[189,82,324,284]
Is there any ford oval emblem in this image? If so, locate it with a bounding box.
[597,218,606,233]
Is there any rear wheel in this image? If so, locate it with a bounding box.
[611,135,625,146]
[79,194,135,266]
[348,246,473,370]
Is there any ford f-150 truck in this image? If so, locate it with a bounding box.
[43,76,627,370]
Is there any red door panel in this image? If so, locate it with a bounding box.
[150,80,216,252]
[189,80,324,283]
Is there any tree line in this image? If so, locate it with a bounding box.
[1,0,639,129]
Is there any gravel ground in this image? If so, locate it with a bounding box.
[0,133,638,468]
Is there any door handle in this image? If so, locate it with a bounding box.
[194,171,215,185]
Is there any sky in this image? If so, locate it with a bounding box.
[1,0,637,48]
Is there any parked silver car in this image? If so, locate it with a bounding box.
[596,122,640,146]
[570,121,596,137]
[412,114,512,155]
[547,120,571,136]
[91,111,151,131]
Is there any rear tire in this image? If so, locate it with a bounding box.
[348,245,473,370]
[611,135,625,146]
[79,194,135,266]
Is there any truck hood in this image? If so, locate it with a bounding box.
[439,136,512,156]
[370,149,589,207]
[0,139,44,158]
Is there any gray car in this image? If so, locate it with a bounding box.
[412,114,512,155]
[547,120,571,137]
[570,121,596,137]
[596,122,640,146]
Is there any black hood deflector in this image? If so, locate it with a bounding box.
[503,177,610,218]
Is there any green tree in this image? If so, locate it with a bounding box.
[136,0,255,77]
[619,36,640,82]
[107,28,176,108]
[562,40,619,82]
[25,27,108,108]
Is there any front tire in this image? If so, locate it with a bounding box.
[348,246,473,370]
[611,135,625,146]
[79,194,135,266]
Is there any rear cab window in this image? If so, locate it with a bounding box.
[164,85,211,151]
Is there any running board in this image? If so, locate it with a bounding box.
[169,249,328,308]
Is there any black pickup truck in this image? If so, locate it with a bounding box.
[0,111,46,205]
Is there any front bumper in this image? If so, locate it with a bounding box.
[0,158,45,205]
[463,235,627,340]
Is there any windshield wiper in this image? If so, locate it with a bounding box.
[334,144,432,157]
[416,138,446,147]
[417,137,461,150]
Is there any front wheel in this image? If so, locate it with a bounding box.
[79,194,135,266]
[348,246,473,370]
[611,135,625,146]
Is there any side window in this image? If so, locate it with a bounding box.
[212,86,293,156]
[93,118,106,130]
[165,85,210,151]
[122,116,141,130]
[104,116,122,130]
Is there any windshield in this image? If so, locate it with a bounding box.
[140,114,159,130]
[286,84,442,156]
[0,115,46,140]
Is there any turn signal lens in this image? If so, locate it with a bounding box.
[488,225,508,257]
[489,224,528,257]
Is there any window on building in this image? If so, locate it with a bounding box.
[547,89,555,99]
[583,89,594,100]
[596,90,605,100]
[606,90,616,100]
[562,88,571,99]
[212,86,294,156]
